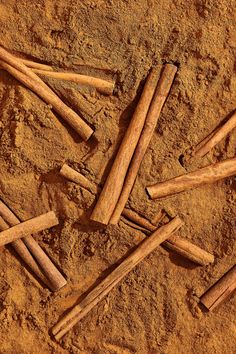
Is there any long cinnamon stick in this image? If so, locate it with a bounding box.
[201,264,236,311]
[32,69,115,95]
[0,201,67,291]
[146,157,236,199]
[0,211,58,246]
[110,64,177,224]
[0,47,93,141]
[0,216,50,287]
[184,112,236,163]
[52,216,183,340]
[90,68,161,224]
[60,164,99,194]
[123,208,214,266]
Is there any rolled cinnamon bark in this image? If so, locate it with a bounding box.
[32,69,115,95]
[0,216,50,287]
[184,112,236,163]
[0,201,67,291]
[20,58,53,71]
[52,217,183,340]
[146,157,236,199]
[201,264,236,311]
[110,64,177,224]
[60,164,99,194]
[122,208,214,266]
[0,47,93,141]
[0,211,58,246]
[90,68,161,224]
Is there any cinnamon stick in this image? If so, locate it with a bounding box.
[90,67,161,224]
[184,111,236,163]
[60,165,214,266]
[201,264,236,311]
[52,216,183,340]
[20,58,53,71]
[0,211,58,246]
[123,208,214,266]
[32,69,115,95]
[110,64,177,224]
[0,46,93,141]
[146,157,236,199]
[0,201,66,291]
[60,164,99,194]
[0,216,50,287]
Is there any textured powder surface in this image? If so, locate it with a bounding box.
[0,1,235,353]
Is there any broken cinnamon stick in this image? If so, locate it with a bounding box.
[0,201,66,291]
[60,164,99,194]
[52,216,183,340]
[32,69,115,95]
[110,64,177,224]
[90,67,161,224]
[0,46,93,141]
[146,157,236,199]
[184,111,236,163]
[201,264,236,311]
[0,211,58,246]
[0,216,50,287]
[123,208,214,266]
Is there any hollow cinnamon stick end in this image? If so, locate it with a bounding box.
[146,185,156,199]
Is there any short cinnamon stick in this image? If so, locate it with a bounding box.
[0,201,66,291]
[52,216,183,340]
[184,112,236,163]
[123,208,214,266]
[201,264,236,311]
[110,64,177,224]
[0,216,50,287]
[32,69,115,95]
[146,157,236,199]
[91,68,161,224]
[0,211,58,246]
[0,47,93,141]
[60,164,99,194]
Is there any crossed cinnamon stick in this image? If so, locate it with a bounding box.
[52,216,183,340]
[0,200,67,291]
[0,46,93,141]
[90,64,177,225]
[60,164,214,266]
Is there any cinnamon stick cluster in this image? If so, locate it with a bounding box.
[0,46,235,343]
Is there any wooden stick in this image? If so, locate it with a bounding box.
[146,157,236,199]
[0,216,50,287]
[32,68,115,95]
[0,201,67,291]
[60,164,99,194]
[0,211,58,246]
[184,112,236,163]
[0,47,93,141]
[110,64,177,224]
[201,265,236,311]
[52,216,183,340]
[122,208,214,266]
[90,68,161,225]
[20,58,53,71]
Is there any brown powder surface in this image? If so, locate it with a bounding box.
[0,1,235,353]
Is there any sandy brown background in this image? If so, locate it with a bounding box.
[0,0,235,353]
